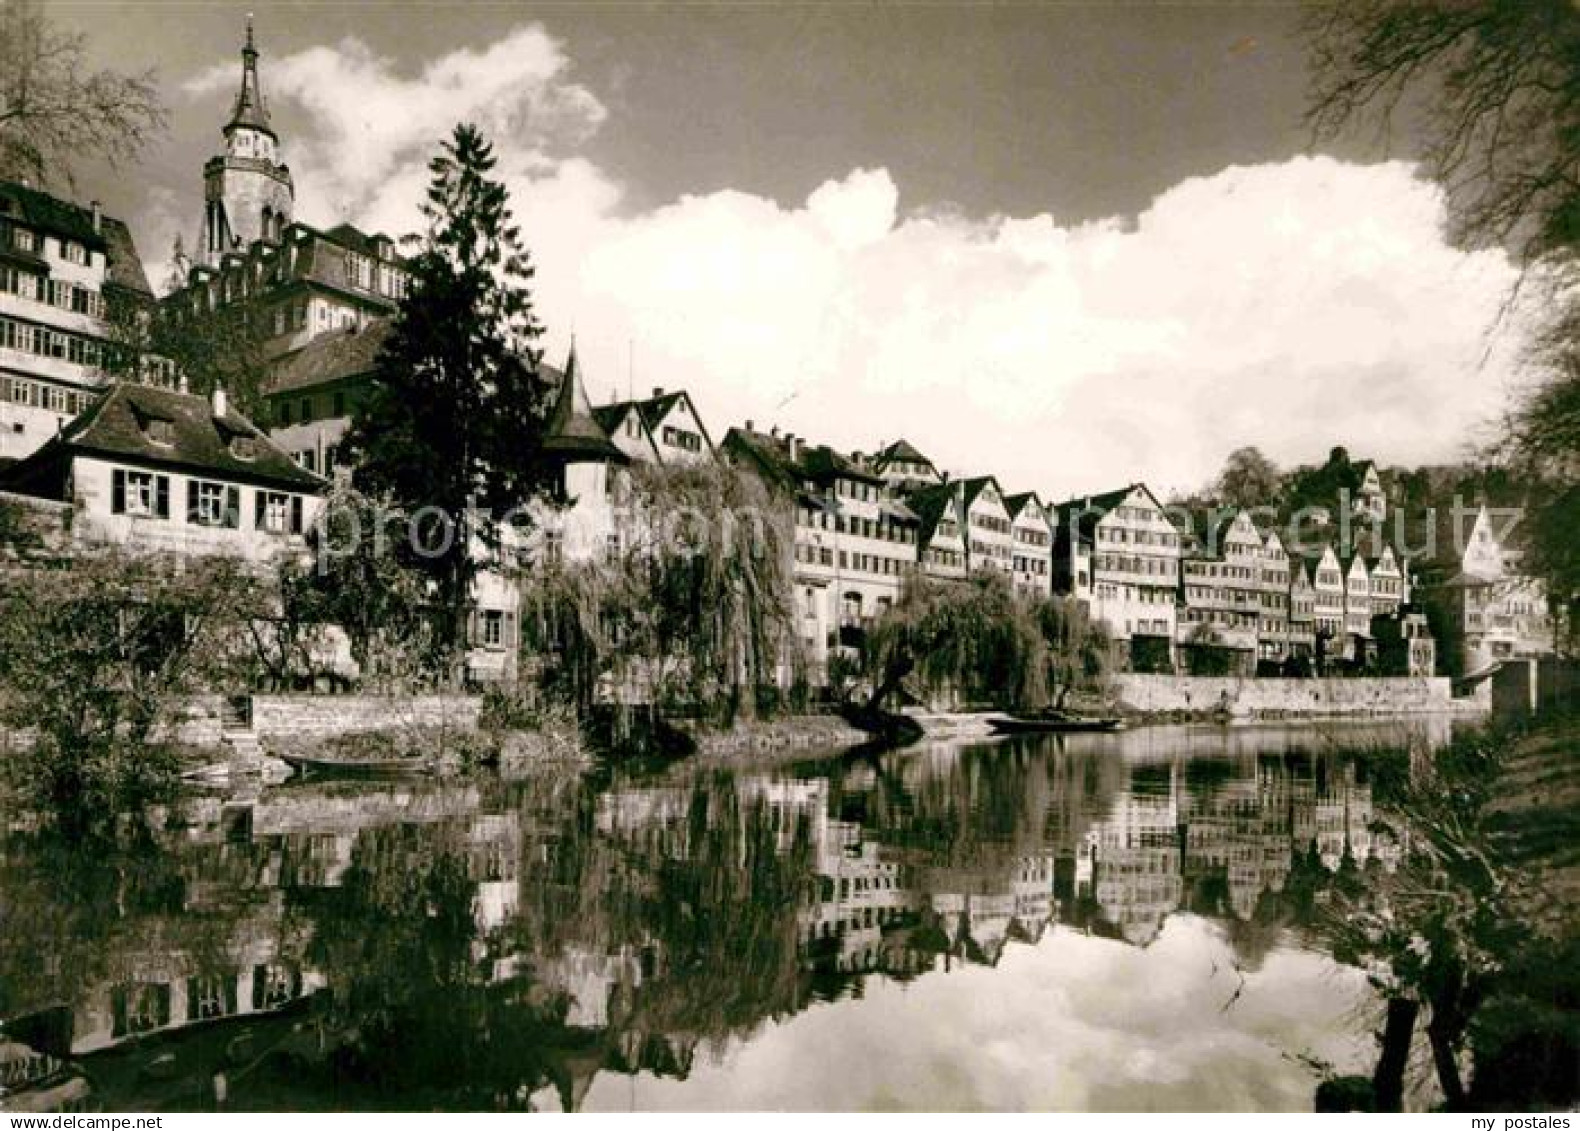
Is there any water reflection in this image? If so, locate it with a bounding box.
[0,718,1451,1112]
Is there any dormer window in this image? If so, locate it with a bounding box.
[145,418,174,445]
[231,435,258,461]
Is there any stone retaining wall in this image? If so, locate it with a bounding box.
[1113,673,1467,716]
[162,693,483,746]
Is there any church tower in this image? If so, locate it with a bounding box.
[199,16,294,265]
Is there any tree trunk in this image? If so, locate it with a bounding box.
[865,655,913,714]
[1373,996,1419,1113]
[1427,1012,1468,1110]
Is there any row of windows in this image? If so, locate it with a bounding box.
[0,222,93,266]
[661,425,702,452]
[1183,607,1257,630]
[108,468,307,534]
[797,508,916,545]
[1094,582,1176,604]
[275,389,350,426]
[0,314,106,368]
[970,538,1012,561]
[0,266,107,318]
[794,540,913,578]
[1099,526,1180,548]
[1095,553,1176,577]
[1,374,95,416]
[832,478,882,503]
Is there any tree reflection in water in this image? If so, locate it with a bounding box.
[0,721,1459,1112]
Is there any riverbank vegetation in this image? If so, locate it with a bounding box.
[1314,707,1579,1111]
[0,552,257,835]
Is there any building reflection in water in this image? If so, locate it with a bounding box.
[0,717,1450,1111]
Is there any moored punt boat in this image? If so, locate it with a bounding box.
[279,752,432,779]
[987,713,1124,734]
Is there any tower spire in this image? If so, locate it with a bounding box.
[226,14,274,140]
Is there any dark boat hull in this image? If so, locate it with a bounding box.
[987,716,1124,734]
[280,754,430,779]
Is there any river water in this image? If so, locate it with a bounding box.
[0,718,1453,1112]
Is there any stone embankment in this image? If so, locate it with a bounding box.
[1112,674,1476,718]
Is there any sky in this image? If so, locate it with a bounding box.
[50,2,1532,497]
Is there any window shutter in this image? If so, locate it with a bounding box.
[254,491,266,530]
[504,611,517,649]
[186,479,197,524]
[111,468,125,514]
[226,486,240,529]
[467,611,479,647]
[290,496,303,535]
[155,476,170,519]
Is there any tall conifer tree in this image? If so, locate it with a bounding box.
[345,123,555,663]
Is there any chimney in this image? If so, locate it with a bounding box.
[770,425,780,438]
[652,386,664,398]
[89,201,102,233]
[787,433,800,460]
[211,386,228,418]
[745,419,754,432]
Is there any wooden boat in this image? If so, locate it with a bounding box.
[279,752,431,779]
[987,712,1124,734]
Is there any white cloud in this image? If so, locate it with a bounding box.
[178,26,1527,497]
[183,24,605,227]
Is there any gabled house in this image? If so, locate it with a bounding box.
[1257,527,1294,664]
[723,424,919,683]
[1053,484,1182,670]
[0,382,323,564]
[0,179,161,462]
[1004,491,1054,598]
[870,438,943,493]
[1366,544,1407,616]
[1343,553,1372,643]
[908,482,968,582]
[1288,561,1317,664]
[958,476,1015,576]
[594,386,716,467]
[1177,510,1260,675]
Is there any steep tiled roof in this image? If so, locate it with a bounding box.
[1003,491,1042,520]
[1,382,322,495]
[0,181,150,296]
[799,443,882,486]
[101,218,152,296]
[1052,483,1147,544]
[874,438,933,466]
[543,350,626,464]
[0,181,105,248]
[591,402,632,435]
[597,389,717,455]
[908,483,962,546]
[957,475,1005,512]
[267,319,392,395]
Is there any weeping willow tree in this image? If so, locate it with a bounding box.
[860,573,1114,714]
[862,571,1047,713]
[1033,594,1114,709]
[519,460,799,723]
